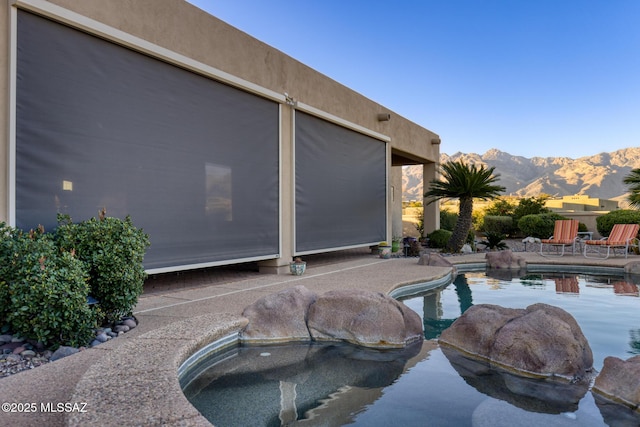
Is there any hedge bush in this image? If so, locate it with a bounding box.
[483,215,515,236]
[56,212,150,324]
[0,225,95,347]
[440,210,458,232]
[0,222,14,323]
[427,229,452,249]
[517,213,566,238]
[595,210,640,237]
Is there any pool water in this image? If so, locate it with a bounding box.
[182,270,640,427]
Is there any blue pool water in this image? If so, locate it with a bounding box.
[182,270,640,426]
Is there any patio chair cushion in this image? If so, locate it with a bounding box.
[540,220,579,244]
[584,224,640,246]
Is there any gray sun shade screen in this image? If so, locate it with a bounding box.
[16,11,280,271]
[295,111,386,253]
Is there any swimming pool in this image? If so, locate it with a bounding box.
[181,269,640,426]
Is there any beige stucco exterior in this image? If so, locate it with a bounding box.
[1,0,440,272]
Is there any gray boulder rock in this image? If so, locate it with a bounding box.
[307,289,423,348]
[439,303,593,381]
[50,345,80,362]
[241,285,317,343]
[417,253,455,268]
[485,250,526,269]
[592,355,640,409]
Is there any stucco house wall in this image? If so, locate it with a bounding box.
[1,0,440,273]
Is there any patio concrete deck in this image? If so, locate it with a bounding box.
[0,248,638,426]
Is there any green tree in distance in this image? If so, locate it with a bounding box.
[424,160,505,252]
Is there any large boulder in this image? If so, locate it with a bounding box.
[240,285,317,342]
[485,250,526,269]
[439,303,593,381]
[418,253,455,268]
[307,289,423,348]
[592,355,640,409]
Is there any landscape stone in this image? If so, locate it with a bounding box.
[20,350,36,358]
[592,355,640,409]
[241,285,317,342]
[439,303,593,381]
[25,340,44,351]
[123,318,137,329]
[417,253,455,268]
[95,333,109,343]
[50,346,79,362]
[1,342,23,353]
[307,289,423,348]
[0,334,12,344]
[485,250,526,269]
[4,354,22,363]
[114,325,130,333]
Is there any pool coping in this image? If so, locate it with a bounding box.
[2,252,639,426]
[74,258,638,426]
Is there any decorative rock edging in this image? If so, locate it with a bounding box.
[0,317,138,378]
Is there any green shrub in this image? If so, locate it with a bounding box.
[484,199,516,217]
[467,229,476,245]
[512,197,550,223]
[0,222,15,324]
[0,225,94,347]
[440,210,458,232]
[414,207,424,236]
[595,210,640,236]
[517,213,566,238]
[479,231,509,250]
[483,215,514,236]
[56,212,150,324]
[427,229,452,249]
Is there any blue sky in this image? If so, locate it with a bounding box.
[186,1,640,159]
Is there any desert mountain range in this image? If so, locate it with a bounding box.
[402,147,640,206]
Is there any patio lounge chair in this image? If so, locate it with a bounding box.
[539,219,579,256]
[583,223,640,259]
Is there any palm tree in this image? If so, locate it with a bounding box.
[623,168,640,208]
[424,160,505,252]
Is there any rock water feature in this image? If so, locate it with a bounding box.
[240,285,423,348]
[439,303,594,381]
[438,303,596,419]
[182,280,640,426]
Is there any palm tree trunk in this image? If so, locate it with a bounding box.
[447,197,473,252]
